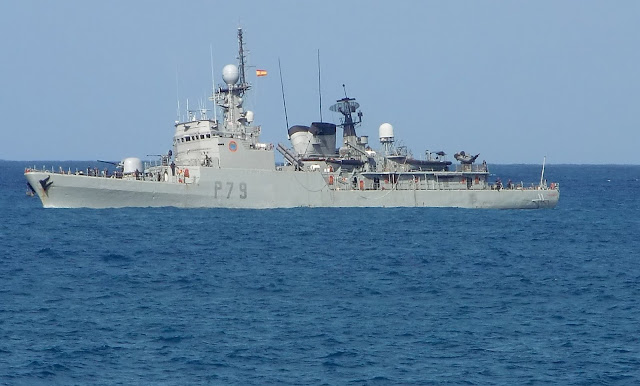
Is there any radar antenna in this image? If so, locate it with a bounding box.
[329,85,362,138]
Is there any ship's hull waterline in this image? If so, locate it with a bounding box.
[25,170,559,209]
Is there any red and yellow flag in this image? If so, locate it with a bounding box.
[256,69,268,77]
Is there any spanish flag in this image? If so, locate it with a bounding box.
[256,69,268,77]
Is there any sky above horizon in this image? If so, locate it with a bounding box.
[1,1,639,164]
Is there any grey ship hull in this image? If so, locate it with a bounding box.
[25,169,559,209]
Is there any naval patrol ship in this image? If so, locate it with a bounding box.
[25,28,559,209]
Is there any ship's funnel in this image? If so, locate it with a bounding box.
[288,122,337,157]
[288,125,313,156]
[309,122,337,156]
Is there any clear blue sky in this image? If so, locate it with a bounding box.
[2,1,638,163]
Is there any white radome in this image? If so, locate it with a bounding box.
[379,123,394,140]
[222,64,239,85]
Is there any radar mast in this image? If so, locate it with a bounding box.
[237,28,247,94]
[329,84,362,138]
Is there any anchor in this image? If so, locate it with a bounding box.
[39,175,53,195]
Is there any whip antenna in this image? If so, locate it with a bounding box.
[175,65,180,122]
[278,58,289,130]
[540,156,546,187]
[210,44,218,123]
[318,49,323,122]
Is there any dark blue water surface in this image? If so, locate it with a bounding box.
[1,161,639,385]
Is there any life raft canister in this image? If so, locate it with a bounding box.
[184,168,190,178]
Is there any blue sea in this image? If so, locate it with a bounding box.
[1,161,639,385]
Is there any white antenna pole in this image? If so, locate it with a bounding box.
[175,65,180,122]
[540,156,546,187]
[210,44,218,123]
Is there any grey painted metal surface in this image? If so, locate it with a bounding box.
[24,169,558,209]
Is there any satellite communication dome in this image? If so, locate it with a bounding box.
[222,64,239,85]
[379,123,394,141]
[245,110,254,123]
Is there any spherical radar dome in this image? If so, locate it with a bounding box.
[222,64,239,85]
[379,123,394,139]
